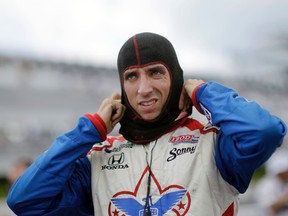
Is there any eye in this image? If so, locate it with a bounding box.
[124,71,137,80]
[150,67,164,77]
[152,70,161,75]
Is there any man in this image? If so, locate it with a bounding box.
[7,32,287,215]
[8,158,32,186]
[254,148,288,216]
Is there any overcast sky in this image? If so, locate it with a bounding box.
[0,0,287,75]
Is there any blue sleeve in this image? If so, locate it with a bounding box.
[195,82,287,193]
[7,116,103,215]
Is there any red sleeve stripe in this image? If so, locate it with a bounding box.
[84,113,107,141]
[192,82,206,114]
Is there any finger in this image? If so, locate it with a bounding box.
[111,92,121,100]
[112,102,125,120]
[112,105,126,126]
[186,99,193,113]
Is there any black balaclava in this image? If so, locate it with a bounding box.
[117,32,190,144]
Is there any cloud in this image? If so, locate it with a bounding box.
[0,0,287,74]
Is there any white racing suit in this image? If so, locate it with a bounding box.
[88,120,238,215]
[7,82,287,216]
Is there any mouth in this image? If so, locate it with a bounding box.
[139,99,157,108]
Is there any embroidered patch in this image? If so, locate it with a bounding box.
[169,135,199,144]
[109,167,191,215]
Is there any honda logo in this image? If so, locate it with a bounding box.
[108,152,125,165]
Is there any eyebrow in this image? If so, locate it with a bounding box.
[123,64,166,74]
[148,65,165,71]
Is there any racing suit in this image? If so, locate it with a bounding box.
[7,82,287,216]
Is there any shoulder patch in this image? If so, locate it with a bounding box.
[182,118,218,134]
[87,135,125,154]
[182,118,204,131]
[200,124,219,134]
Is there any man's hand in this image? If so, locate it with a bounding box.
[179,79,204,112]
[97,93,126,134]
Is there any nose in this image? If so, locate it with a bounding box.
[137,74,153,96]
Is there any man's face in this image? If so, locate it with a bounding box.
[123,63,171,121]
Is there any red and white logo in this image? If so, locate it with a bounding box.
[169,135,199,144]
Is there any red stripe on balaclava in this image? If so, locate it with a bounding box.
[117,32,190,144]
[133,36,141,65]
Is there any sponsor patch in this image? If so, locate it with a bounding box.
[167,146,197,162]
[105,143,133,153]
[169,134,199,144]
[102,152,129,170]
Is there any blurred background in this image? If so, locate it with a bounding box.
[0,0,287,215]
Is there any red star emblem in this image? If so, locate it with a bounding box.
[177,201,186,210]
[112,209,120,216]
